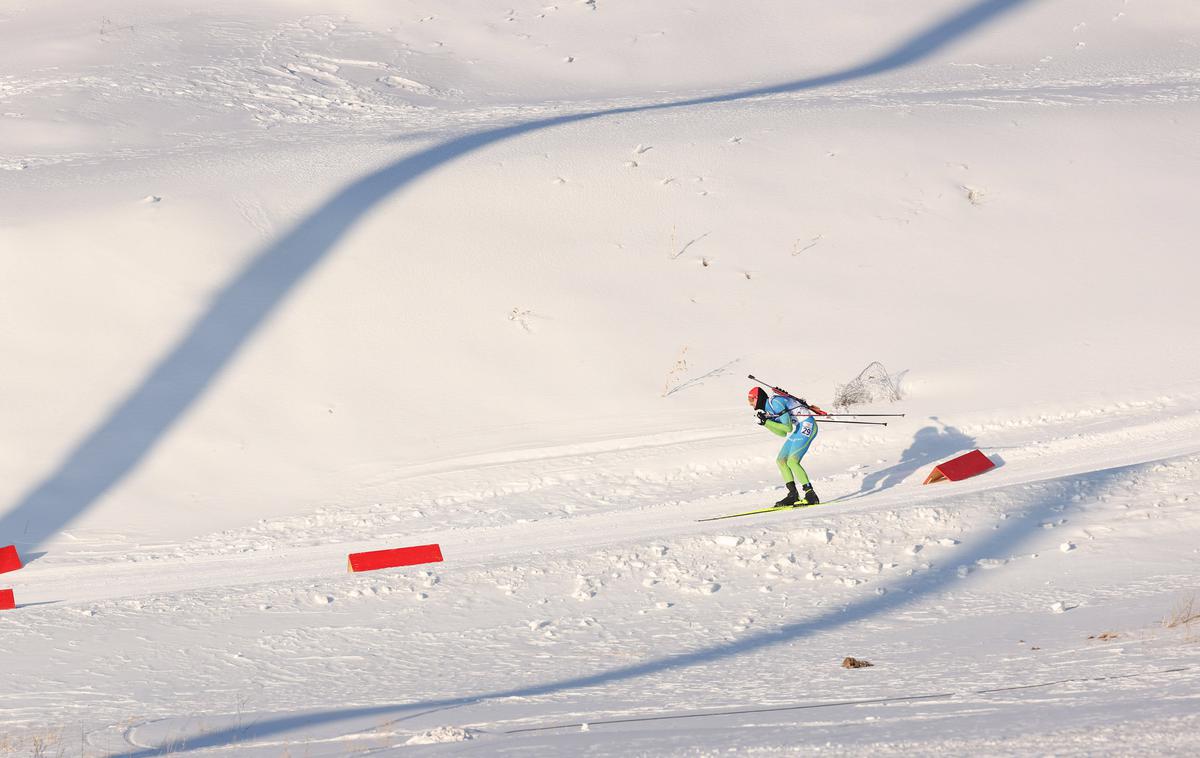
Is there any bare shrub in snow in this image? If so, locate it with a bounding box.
[25,731,64,758]
[508,307,535,332]
[662,346,689,395]
[1163,592,1199,629]
[833,361,903,409]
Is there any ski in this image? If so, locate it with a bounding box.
[697,500,839,522]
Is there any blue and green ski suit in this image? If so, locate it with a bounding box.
[763,395,818,486]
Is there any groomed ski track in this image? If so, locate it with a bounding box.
[65,398,1200,756]
[15,401,1200,608]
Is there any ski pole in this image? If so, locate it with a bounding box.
[757,408,887,425]
[761,409,905,419]
[760,408,897,423]
[816,419,888,426]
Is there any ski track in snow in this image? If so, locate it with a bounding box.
[5,402,1200,754]
[14,399,1200,602]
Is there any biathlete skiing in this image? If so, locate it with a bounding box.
[697,377,899,522]
[748,384,822,507]
[697,376,901,522]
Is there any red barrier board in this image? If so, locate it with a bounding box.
[0,589,14,610]
[348,543,443,573]
[924,449,995,484]
[0,545,22,574]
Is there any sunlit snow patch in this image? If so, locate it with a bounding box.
[405,726,477,744]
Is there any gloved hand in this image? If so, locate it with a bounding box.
[755,410,768,425]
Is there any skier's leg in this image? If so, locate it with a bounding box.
[774,441,800,506]
[775,449,794,483]
[784,435,820,504]
[785,452,810,486]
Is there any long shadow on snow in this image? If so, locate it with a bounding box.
[0,0,1030,551]
[108,457,1145,757]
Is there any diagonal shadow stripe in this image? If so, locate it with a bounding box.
[107,457,1147,756]
[1,0,1029,549]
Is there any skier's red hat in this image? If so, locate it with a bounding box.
[748,386,768,410]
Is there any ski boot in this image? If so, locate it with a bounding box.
[774,481,800,507]
[801,483,820,505]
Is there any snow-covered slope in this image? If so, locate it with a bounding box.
[2,1,1199,754]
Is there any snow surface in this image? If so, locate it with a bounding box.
[2,0,1199,754]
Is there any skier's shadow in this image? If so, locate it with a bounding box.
[857,417,977,495]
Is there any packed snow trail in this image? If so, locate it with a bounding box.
[72,444,1200,756]
[11,403,1200,607]
[8,402,1200,752]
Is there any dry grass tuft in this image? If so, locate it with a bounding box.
[1163,593,1200,630]
[3,731,67,758]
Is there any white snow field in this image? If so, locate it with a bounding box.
[2,0,1199,754]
